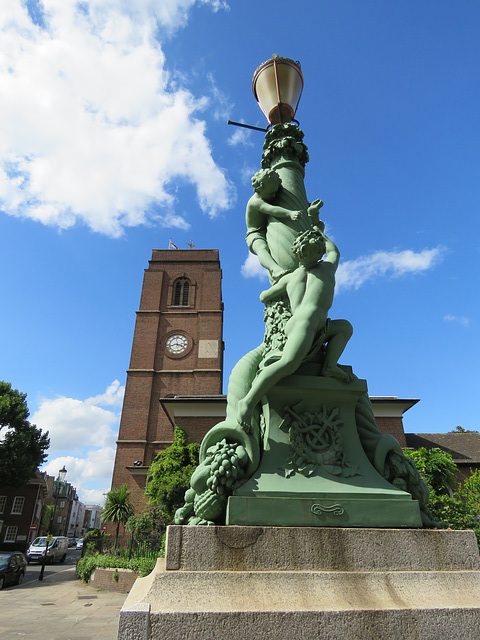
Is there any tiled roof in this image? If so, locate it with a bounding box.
[405,433,480,464]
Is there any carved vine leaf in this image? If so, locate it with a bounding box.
[261,123,310,169]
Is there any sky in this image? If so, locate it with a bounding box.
[1,1,479,505]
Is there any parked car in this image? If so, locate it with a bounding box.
[68,538,77,548]
[0,551,27,589]
[26,536,69,564]
[76,538,84,550]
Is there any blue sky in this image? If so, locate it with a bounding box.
[1,1,479,504]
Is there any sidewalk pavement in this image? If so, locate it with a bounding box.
[0,565,126,640]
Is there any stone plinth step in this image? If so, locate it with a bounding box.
[118,526,480,640]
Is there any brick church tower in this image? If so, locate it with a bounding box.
[111,249,224,513]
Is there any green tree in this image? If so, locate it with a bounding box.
[449,426,478,434]
[102,484,134,549]
[126,506,164,535]
[404,447,480,543]
[404,447,457,496]
[40,504,53,535]
[145,427,200,525]
[0,381,50,487]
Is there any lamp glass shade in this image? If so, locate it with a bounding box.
[58,466,67,482]
[253,56,304,124]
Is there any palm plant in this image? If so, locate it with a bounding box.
[102,484,134,549]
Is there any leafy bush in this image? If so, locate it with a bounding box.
[84,528,102,541]
[76,552,160,583]
[404,447,457,496]
[76,554,99,583]
[145,427,199,524]
[126,506,164,535]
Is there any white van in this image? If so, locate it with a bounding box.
[26,536,69,564]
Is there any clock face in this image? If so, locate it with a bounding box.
[166,333,189,355]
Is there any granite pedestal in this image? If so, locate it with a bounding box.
[118,525,480,640]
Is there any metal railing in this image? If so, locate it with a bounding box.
[81,532,164,559]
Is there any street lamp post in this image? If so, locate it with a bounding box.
[39,465,67,582]
[48,465,67,535]
[175,53,425,530]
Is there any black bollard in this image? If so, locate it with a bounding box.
[38,537,51,581]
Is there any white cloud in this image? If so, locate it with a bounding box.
[227,127,254,147]
[43,450,114,505]
[0,1,234,237]
[35,381,123,504]
[86,379,125,407]
[80,488,109,506]
[444,314,470,327]
[240,164,258,186]
[240,246,444,289]
[241,252,268,280]
[32,394,120,454]
[336,247,444,292]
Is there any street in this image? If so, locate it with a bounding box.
[20,547,81,586]
[0,547,126,640]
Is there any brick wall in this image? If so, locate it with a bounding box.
[375,417,407,447]
[90,567,140,593]
[0,479,44,551]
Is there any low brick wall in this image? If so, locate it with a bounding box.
[89,567,140,593]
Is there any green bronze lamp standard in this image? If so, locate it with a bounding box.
[175,55,435,530]
[39,465,67,581]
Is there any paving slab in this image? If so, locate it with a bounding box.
[0,567,126,640]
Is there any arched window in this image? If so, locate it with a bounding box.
[173,279,190,306]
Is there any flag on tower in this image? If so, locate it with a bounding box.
[169,239,178,250]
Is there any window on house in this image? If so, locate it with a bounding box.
[59,501,65,509]
[57,516,62,524]
[4,526,18,543]
[0,496,6,514]
[173,279,190,306]
[11,497,25,515]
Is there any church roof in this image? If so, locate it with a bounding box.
[405,433,480,464]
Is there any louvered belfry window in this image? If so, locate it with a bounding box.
[174,279,190,306]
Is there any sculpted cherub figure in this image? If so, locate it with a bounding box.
[245,168,303,282]
[237,226,353,431]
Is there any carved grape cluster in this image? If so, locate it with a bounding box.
[193,488,226,522]
[205,439,246,495]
